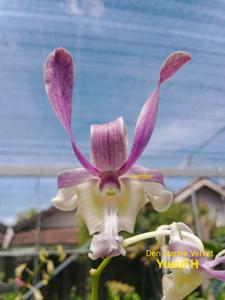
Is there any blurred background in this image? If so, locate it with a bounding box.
[0,0,225,299]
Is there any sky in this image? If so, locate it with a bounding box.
[0,0,225,224]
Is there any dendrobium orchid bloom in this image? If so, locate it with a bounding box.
[157,222,225,300]
[44,48,190,260]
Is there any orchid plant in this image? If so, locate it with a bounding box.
[44,48,225,300]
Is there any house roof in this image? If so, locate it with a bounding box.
[174,177,225,203]
[0,223,6,233]
[11,227,77,247]
[2,207,78,248]
[0,223,6,245]
[13,207,61,232]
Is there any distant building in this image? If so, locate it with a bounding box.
[1,207,77,250]
[174,177,225,240]
[0,223,6,248]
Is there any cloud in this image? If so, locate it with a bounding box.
[150,119,219,151]
[67,0,105,17]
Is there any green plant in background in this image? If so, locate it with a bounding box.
[0,245,67,300]
[1,292,19,300]
[16,208,37,222]
[76,215,90,246]
[216,281,225,300]
[135,202,191,233]
[0,271,5,282]
[68,286,83,300]
[211,226,225,242]
[184,291,203,300]
[184,279,225,300]
[123,203,191,261]
[106,281,141,300]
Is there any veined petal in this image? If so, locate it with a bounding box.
[200,263,225,281]
[44,48,99,176]
[57,168,95,189]
[118,51,191,175]
[53,168,97,211]
[127,165,164,185]
[44,48,73,130]
[90,117,127,171]
[199,251,225,281]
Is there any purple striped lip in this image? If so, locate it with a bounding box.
[90,117,127,172]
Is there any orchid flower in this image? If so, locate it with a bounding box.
[156,222,225,300]
[44,48,190,260]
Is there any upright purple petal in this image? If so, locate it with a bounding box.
[118,51,191,175]
[44,47,73,129]
[90,117,127,172]
[44,48,100,176]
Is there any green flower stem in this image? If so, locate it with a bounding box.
[89,227,200,300]
[90,257,112,300]
[89,230,171,300]
[123,230,171,248]
[123,228,203,248]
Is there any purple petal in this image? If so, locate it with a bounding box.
[90,117,127,172]
[169,241,207,265]
[126,165,164,185]
[118,51,191,175]
[57,168,95,189]
[206,255,225,268]
[53,168,97,211]
[124,166,173,212]
[44,48,99,176]
[98,173,121,196]
[89,231,125,260]
[44,47,73,130]
[200,254,225,281]
[170,241,225,281]
[159,51,191,85]
[200,264,225,281]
